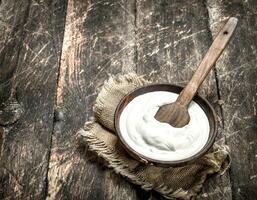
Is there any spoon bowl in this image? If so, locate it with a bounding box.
[155,102,190,128]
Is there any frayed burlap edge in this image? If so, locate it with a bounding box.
[79,121,230,200]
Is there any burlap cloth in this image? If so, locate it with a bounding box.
[77,73,230,200]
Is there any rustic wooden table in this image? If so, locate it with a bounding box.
[0,0,256,199]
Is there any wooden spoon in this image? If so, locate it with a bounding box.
[154,17,238,128]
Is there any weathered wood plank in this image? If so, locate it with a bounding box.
[136,0,232,199]
[47,0,140,199]
[206,0,257,199]
[0,0,30,107]
[0,0,67,199]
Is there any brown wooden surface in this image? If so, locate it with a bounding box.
[0,0,67,199]
[0,0,256,200]
[206,1,257,199]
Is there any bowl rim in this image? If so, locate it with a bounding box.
[114,83,218,167]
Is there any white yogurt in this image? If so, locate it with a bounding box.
[119,91,210,162]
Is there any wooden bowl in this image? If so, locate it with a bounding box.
[114,84,218,167]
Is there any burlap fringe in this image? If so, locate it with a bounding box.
[79,123,191,199]
[79,122,230,200]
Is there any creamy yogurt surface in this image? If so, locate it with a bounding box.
[119,91,210,161]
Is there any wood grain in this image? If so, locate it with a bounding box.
[206,0,257,199]
[0,0,67,199]
[0,0,30,125]
[136,0,232,199]
[47,0,140,199]
[0,0,29,104]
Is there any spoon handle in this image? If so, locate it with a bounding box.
[176,17,238,107]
